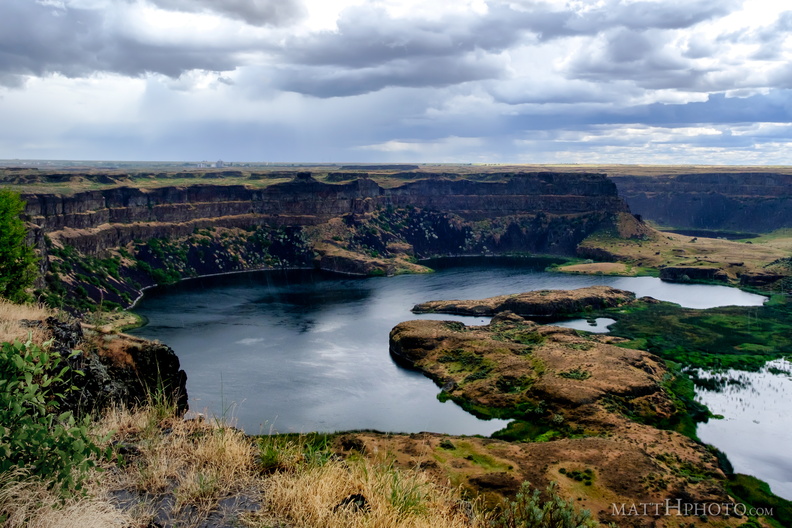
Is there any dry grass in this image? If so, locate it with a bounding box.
[259,458,480,528]
[0,299,54,345]
[1,391,483,528]
[90,405,485,528]
[0,469,133,528]
[105,404,262,524]
[580,225,789,279]
[96,404,259,518]
[0,401,258,528]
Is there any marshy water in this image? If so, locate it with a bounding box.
[695,359,792,499]
[130,257,765,437]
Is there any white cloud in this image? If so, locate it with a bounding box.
[1,0,792,162]
[357,136,488,161]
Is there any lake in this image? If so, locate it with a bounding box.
[695,359,792,500]
[130,257,765,436]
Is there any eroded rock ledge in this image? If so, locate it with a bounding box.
[23,171,640,311]
[27,317,187,414]
[412,285,635,317]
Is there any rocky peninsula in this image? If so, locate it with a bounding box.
[388,287,755,527]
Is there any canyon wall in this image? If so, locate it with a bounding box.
[23,172,626,240]
[611,172,792,232]
[21,171,628,257]
[19,171,633,310]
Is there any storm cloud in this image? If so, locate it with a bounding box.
[0,0,252,84]
[0,0,790,163]
[144,0,304,27]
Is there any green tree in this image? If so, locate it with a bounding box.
[0,189,37,302]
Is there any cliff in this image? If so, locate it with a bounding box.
[611,172,792,232]
[3,307,187,415]
[23,172,625,238]
[18,171,632,311]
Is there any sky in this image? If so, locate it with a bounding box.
[1,0,792,164]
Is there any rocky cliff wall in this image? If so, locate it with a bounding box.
[23,172,626,239]
[611,173,792,232]
[22,171,633,311]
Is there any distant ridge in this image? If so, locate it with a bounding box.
[339,164,420,170]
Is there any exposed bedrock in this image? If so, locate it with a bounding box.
[28,317,187,414]
[23,172,627,237]
[659,266,729,283]
[387,310,733,526]
[611,172,792,232]
[412,286,635,317]
[22,172,634,309]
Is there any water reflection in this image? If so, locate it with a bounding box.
[130,258,766,436]
[695,359,792,500]
[553,318,616,334]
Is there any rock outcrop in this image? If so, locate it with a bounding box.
[659,265,729,283]
[412,286,635,317]
[23,172,626,243]
[27,317,187,414]
[611,172,792,232]
[388,304,734,526]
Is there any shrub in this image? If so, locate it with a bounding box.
[0,338,103,493]
[492,481,600,528]
[558,368,591,381]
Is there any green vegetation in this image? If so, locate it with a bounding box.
[557,367,591,380]
[654,452,715,485]
[438,438,455,450]
[658,365,709,438]
[257,432,335,472]
[0,338,104,494]
[490,321,546,347]
[41,243,129,311]
[38,224,314,312]
[434,440,511,472]
[0,190,38,303]
[605,298,792,371]
[492,420,566,443]
[495,375,534,393]
[596,362,707,439]
[438,348,486,368]
[492,481,599,528]
[559,467,595,485]
[438,347,495,384]
[727,473,792,528]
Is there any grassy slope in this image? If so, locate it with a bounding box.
[602,297,792,371]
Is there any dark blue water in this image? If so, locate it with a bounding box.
[130,258,765,435]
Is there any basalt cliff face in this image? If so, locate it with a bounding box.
[24,172,626,244]
[20,172,632,310]
[611,172,792,232]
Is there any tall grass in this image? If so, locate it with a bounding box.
[0,469,132,528]
[261,457,480,528]
[0,299,53,345]
[95,404,258,518]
